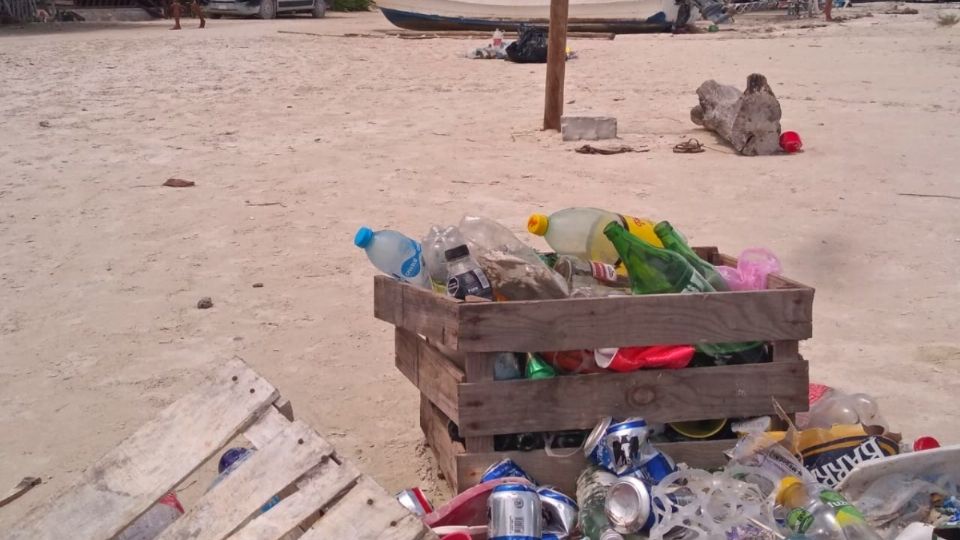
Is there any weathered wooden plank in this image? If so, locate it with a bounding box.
[374,276,461,348]
[10,358,279,540]
[453,287,813,352]
[463,353,496,453]
[416,334,465,425]
[229,459,362,540]
[395,327,420,387]
[300,477,434,540]
[772,340,801,363]
[456,439,734,494]
[458,361,809,436]
[156,421,334,540]
[274,397,295,421]
[244,406,290,449]
[420,394,464,491]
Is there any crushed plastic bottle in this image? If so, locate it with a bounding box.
[459,215,568,300]
[423,226,464,293]
[803,391,886,430]
[355,227,430,289]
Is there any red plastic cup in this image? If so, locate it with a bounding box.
[780,131,803,153]
[914,436,941,451]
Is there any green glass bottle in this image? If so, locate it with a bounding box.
[602,222,712,295]
[604,222,764,362]
[653,221,730,292]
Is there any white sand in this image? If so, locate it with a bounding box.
[1,5,959,523]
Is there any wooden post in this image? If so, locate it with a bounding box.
[543,0,570,131]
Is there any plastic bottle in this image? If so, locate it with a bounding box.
[553,256,630,297]
[653,221,729,291]
[526,208,663,266]
[805,391,886,430]
[117,493,184,540]
[776,477,883,540]
[577,466,641,540]
[605,222,764,362]
[355,227,430,289]
[459,215,568,300]
[210,448,281,514]
[444,244,494,300]
[422,226,464,294]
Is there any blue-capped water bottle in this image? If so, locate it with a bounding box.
[354,227,430,289]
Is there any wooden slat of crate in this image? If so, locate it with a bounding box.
[374,274,813,352]
[395,328,465,424]
[298,476,431,540]
[457,360,809,436]
[456,440,734,495]
[420,394,466,487]
[229,459,362,540]
[156,421,334,540]
[8,358,280,540]
[421,394,733,494]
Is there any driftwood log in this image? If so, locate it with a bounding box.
[691,73,782,156]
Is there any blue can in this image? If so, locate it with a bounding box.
[604,418,677,482]
[481,458,533,483]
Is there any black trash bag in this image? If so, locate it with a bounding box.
[506,25,549,64]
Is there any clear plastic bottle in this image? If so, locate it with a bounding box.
[776,477,883,540]
[354,226,430,289]
[526,208,663,266]
[422,226,464,294]
[576,466,641,540]
[553,255,630,297]
[444,244,494,300]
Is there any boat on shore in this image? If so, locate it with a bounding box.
[376,0,687,33]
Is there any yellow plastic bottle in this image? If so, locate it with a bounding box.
[527,208,663,267]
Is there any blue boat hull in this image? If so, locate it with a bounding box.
[379,6,673,33]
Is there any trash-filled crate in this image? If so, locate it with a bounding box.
[374,247,814,495]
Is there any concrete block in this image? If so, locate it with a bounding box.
[561,116,618,141]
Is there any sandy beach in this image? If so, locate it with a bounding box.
[1,4,959,525]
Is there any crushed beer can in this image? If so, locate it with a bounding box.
[583,416,613,469]
[604,475,656,534]
[395,487,433,517]
[481,458,533,483]
[605,418,677,482]
[538,486,578,538]
[488,483,542,540]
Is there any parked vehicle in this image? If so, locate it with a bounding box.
[205,0,325,19]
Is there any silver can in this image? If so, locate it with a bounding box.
[604,476,655,534]
[537,487,578,537]
[583,416,613,469]
[489,483,542,540]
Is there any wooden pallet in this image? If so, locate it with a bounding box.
[6,358,437,540]
[376,247,814,495]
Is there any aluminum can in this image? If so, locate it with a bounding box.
[394,487,432,517]
[604,475,655,534]
[481,458,533,483]
[537,486,578,537]
[488,483,542,539]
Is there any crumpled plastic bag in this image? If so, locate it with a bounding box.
[715,248,782,291]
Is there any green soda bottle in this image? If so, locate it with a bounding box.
[604,222,764,363]
[653,221,729,292]
[602,222,712,295]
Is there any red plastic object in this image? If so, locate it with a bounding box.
[423,477,535,529]
[914,436,941,451]
[595,345,695,372]
[441,534,472,540]
[780,131,803,153]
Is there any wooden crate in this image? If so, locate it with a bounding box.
[7,358,437,540]
[375,247,814,495]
